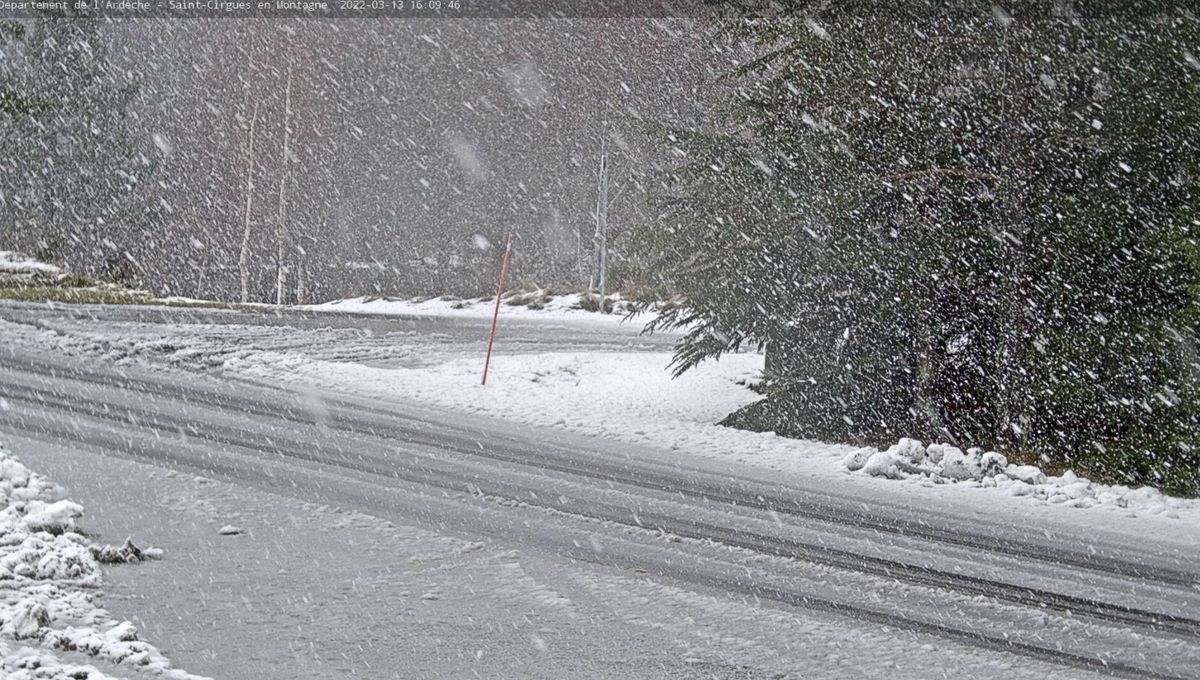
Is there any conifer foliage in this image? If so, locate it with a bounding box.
[638,2,1200,494]
[0,12,160,284]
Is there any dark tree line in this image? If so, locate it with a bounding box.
[636,2,1200,494]
[1,13,167,286]
[3,17,715,302]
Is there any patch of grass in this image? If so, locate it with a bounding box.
[0,278,240,310]
[0,285,148,305]
[574,294,614,313]
[360,294,402,304]
[53,271,98,288]
[540,283,576,297]
[0,256,274,311]
[504,290,551,307]
[653,296,686,315]
[505,280,544,295]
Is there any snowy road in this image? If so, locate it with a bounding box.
[0,300,677,366]
[1,303,1199,679]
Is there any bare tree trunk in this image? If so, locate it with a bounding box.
[238,98,260,304]
[294,241,306,304]
[592,134,609,311]
[275,58,293,306]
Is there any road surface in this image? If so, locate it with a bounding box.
[1,302,1198,679]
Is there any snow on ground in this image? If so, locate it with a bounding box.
[234,350,835,470]
[0,441,204,680]
[0,253,152,306]
[3,304,1197,524]
[842,438,1192,517]
[11,435,1106,680]
[302,290,666,327]
[0,253,61,276]
[231,348,1200,523]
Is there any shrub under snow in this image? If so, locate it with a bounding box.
[844,438,1180,515]
[0,443,203,679]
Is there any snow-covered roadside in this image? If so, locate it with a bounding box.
[301,290,667,327]
[841,438,1189,515]
[0,252,62,276]
[2,250,671,325]
[0,251,152,307]
[0,442,204,680]
[232,350,812,467]
[227,349,1200,524]
[3,303,1196,525]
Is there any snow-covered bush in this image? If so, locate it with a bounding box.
[0,443,192,677]
[844,438,1180,515]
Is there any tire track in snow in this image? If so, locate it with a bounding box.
[1,358,1198,679]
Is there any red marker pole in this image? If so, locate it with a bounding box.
[482,232,514,385]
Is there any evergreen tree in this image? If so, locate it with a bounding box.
[0,12,160,283]
[638,2,1200,493]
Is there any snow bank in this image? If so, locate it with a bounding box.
[0,640,125,680]
[261,350,1200,522]
[0,442,205,679]
[844,438,1188,517]
[303,290,672,327]
[0,252,61,276]
[241,350,831,471]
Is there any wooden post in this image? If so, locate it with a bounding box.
[482,232,514,385]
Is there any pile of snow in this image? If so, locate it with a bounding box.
[0,251,62,280]
[0,641,126,680]
[844,438,1185,516]
[0,442,204,679]
[0,252,61,276]
[303,289,676,327]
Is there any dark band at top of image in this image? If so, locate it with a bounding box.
[0,0,1180,20]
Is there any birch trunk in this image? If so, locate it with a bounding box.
[275,59,293,306]
[238,98,260,304]
[294,243,306,304]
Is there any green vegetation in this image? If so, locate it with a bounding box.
[636,3,1200,494]
[0,255,234,309]
[1,11,165,285]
